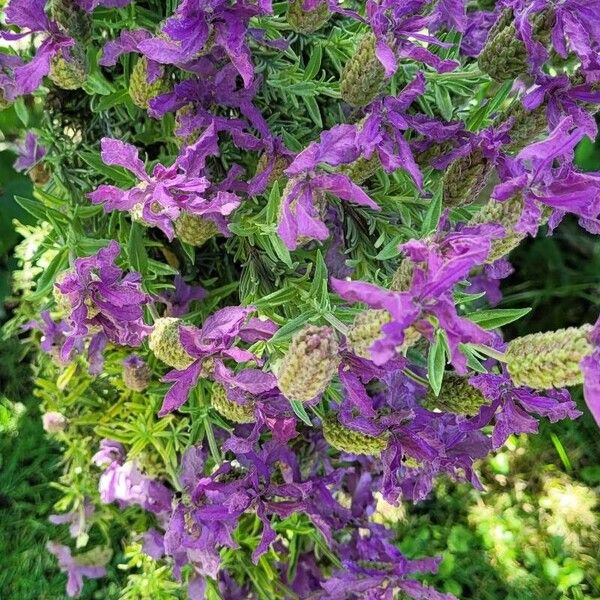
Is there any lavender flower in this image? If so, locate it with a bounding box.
[88,126,240,240]
[54,241,151,365]
[46,542,107,598]
[13,132,46,172]
[158,275,207,317]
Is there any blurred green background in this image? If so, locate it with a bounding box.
[0,100,599,598]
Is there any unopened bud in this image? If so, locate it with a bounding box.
[286,0,331,34]
[277,325,339,402]
[49,47,87,90]
[122,355,151,392]
[211,384,255,424]
[479,9,554,82]
[390,259,414,292]
[422,373,489,416]
[129,57,169,110]
[322,417,388,455]
[148,317,195,371]
[43,411,67,434]
[506,324,593,389]
[504,102,548,153]
[174,212,219,247]
[340,154,381,184]
[340,32,387,107]
[48,0,92,42]
[443,148,491,208]
[468,196,550,263]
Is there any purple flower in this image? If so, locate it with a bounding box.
[159,307,278,416]
[581,317,600,426]
[460,9,497,57]
[13,132,46,172]
[331,224,502,370]
[99,460,173,514]
[133,0,273,87]
[49,500,95,542]
[278,124,380,250]
[509,0,600,74]
[523,73,600,139]
[23,310,70,361]
[493,117,600,234]
[55,241,151,364]
[46,542,107,598]
[92,439,125,467]
[366,0,459,79]
[3,0,75,97]
[469,372,581,448]
[323,527,455,599]
[158,275,207,317]
[468,259,514,307]
[88,126,241,240]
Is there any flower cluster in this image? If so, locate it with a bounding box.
[4,0,600,597]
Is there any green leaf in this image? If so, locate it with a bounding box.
[302,96,322,128]
[33,246,69,298]
[434,85,454,121]
[304,44,322,80]
[13,97,29,127]
[421,183,442,235]
[288,399,313,427]
[309,250,329,308]
[265,180,281,225]
[427,330,447,396]
[93,88,130,112]
[466,307,531,330]
[127,222,148,275]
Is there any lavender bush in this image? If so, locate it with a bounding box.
[2,0,600,597]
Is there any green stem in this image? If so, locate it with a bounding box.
[402,368,429,387]
[471,344,507,362]
[204,416,222,465]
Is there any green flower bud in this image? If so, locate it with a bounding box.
[468,196,551,263]
[346,310,421,360]
[422,373,489,416]
[322,417,388,455]
[340,32,387,107]
[504,101,548,153]
[479,9,554,82]
[506,324,594,389]
[122,357,152,392]
[49,47,87,90]
[443,148,491,208]
[129,57,169,110]
[286,0,331,34]
[211,384,256,424]
[174,212,219,247]
[415,142,451,169]
[390,258,414,292]
[255,153,290,186]
[48,0,92,42]
[148,317,195,371]
[340,153,381,184]
[277,325,339,402]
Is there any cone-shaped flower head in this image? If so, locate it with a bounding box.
[340,32,386,107]
[211,383,256,424]
[149,317,195,371]
[467,196,549,263]
[129,56,169,110]
[422,373,490,416]
[322,416,388,455]
[478,8,554,82]
[49,46,87,90]
[286,0,331,34]
[506,324,594,389]
[122,355,151,392]
[504,101,548,153]
[340,153,381,185]
[47,0,92,42]
[174,212,219,247]
[277,325,339,402]
[42,411,67,434]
